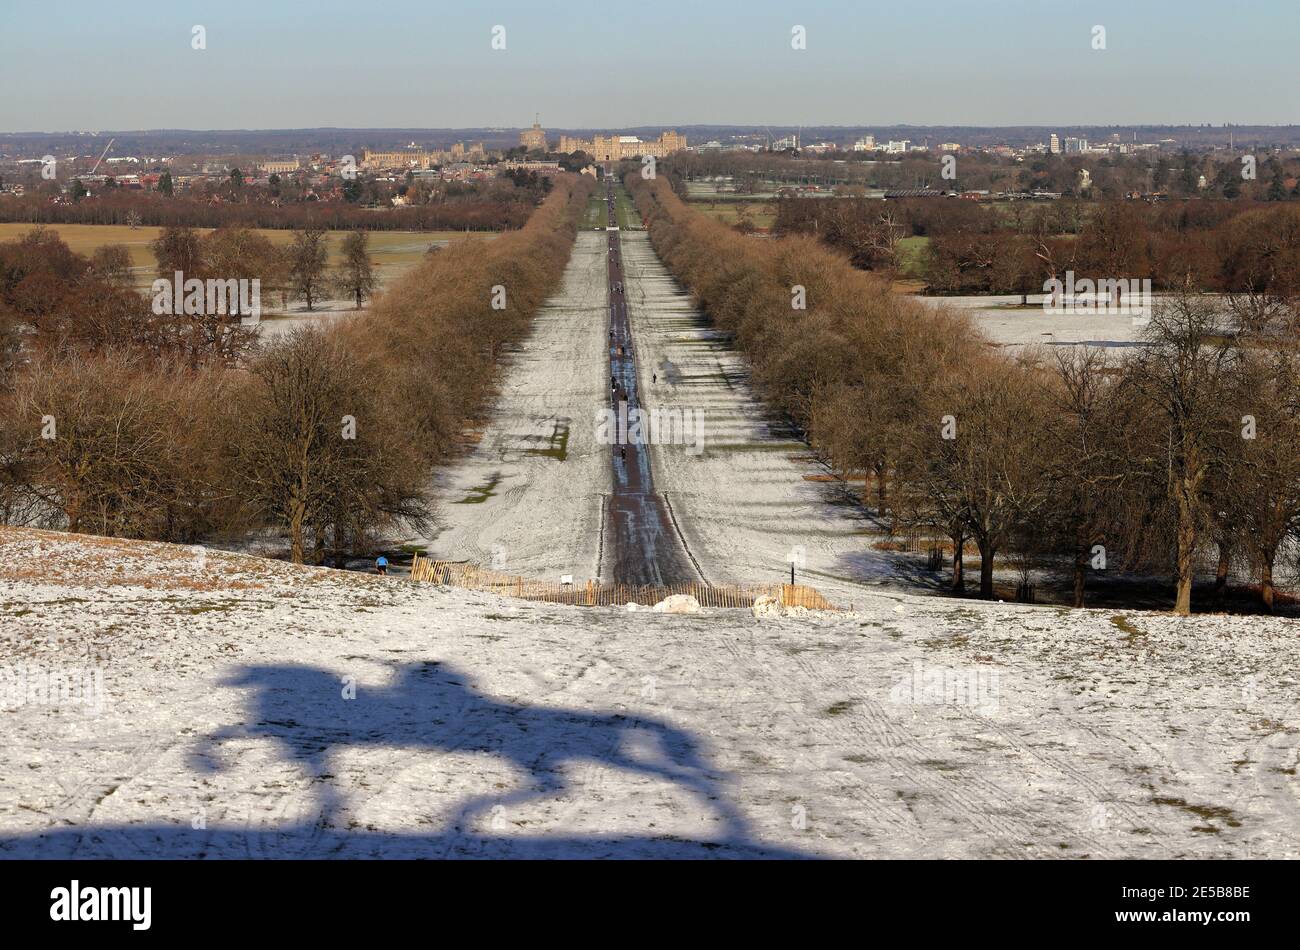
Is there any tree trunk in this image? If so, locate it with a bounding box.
[876,472,887,517]
[288,498,305,565]
[979,540,995,600]
[1173,505,1196,616]
[1212,542,1230,608]
[1072,545,1087,609]
[950,530,965,593]
[1260,557,1276,614]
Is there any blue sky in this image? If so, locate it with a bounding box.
[1,0,1296,131]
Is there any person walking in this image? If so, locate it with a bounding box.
[375,556,389,576]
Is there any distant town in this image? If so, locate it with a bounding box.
[3,121,1298,207]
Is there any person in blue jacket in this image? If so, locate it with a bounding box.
[375,556,389,575]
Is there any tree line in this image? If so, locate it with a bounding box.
[670,149,1300,201]
[0,187,534,232]
[630,174,1300,615]
[0,176,594,563]
[774,196,1300,297]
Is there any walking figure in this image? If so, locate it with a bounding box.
[375,556,388,576]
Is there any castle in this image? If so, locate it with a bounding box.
[557,130,687,162]
[361,142,485,170]
[519,116,547,151]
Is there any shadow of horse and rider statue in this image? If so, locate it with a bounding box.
[5,660,806,862]
[0,660,805,858]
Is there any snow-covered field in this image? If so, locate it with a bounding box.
[5,223,1296,861]
[3,526,1298,859]
[620,231,906,604]
[914,294,1146,351]
[403,231,611,579]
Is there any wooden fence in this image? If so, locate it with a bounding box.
[409,555,838,610]
[896,528,980,557]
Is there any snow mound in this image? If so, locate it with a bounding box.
[652,594,700,614]
[753,594,839,619]
[752,594,809,618]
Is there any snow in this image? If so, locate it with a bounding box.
[619,231,899,604]
[398,225,904,604]
[910,294,1146,351]
[2,525,1298,859]
[401,231,610,580]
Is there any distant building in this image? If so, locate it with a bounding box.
[883,140,910,154]
[853,135,876,151]
[260,159,301,176]
[499,160,562,175]
[520,117,547,151]
[1049,133,1061,154]
[884,188,943,199]
[362,148,439,170]
[557,130,686,161]
[939,142,961,152]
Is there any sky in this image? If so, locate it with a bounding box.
[1,0,1297,132]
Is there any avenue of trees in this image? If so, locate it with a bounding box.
[0,175,594,563]
[631,173,1300,615]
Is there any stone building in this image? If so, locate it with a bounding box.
[557,130,686,161]
[259,159,301,175]
[520,117,547,151]
[362,149,437,170]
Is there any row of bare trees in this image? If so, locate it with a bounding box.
[0,185,535,231]
[150,224,375,312]
[775,196,1300,298]
[0,176,594,563]
[631,175,1300,615]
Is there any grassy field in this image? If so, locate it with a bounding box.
[613,187,640,230]
[686,200,778,230]
[581,193,606,229]
[896,235,929,278]
[0,223,494,274]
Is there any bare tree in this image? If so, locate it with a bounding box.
[89,244,134,288]
[1041,348,1126,607]
[1125,291,1239,615]
[334,230,376,309]
[287,227,329,311]
[235,327,428,564]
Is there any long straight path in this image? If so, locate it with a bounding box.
[601,179,697,585]
[409,230,609,579]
